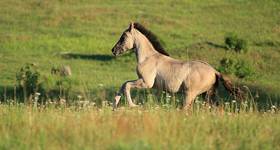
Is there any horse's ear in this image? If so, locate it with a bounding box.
[128,22,134,31]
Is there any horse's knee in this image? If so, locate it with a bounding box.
[146,84,153,88]
[118,82,129,94]
[142,80,154,88]
[123,82,131,92]
[135,79,153,88]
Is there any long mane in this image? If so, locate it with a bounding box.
[134,23,169,56]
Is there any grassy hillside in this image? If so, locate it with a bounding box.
[0,0,280,102]
[1,1,280,149]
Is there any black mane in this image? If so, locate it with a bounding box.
[134,23,169,56]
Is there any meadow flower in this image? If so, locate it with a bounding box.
[102,101,109,106]
[84,100,89,105]
[90,102,96,106]
[47,99,53,104]
[203,101,206,106]
[255,93,259,98]
[60,98,66,105]
[77,95,82,99]
[35,92,41,96]
[34,92,40,101]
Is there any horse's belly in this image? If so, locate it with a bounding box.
[154,76,183,93]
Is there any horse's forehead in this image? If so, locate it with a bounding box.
[122,29,130,34]
[120,30,131,38]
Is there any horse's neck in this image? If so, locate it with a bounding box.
[133,30,158,63]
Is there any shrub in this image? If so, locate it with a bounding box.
[218,58,254,79]
[55,77,73,98]
[225,33,248,53]
[219,58,236,74]
[16,64,75,102]
[41,70,74,100]
[16,63,42,101]
[234,60,255,78]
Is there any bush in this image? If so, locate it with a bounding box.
[219,58,236,74]
[225,33,248,53]
[218,58,254,79]
[234,60,255,78]
[41,71,75,100]
[16,63,43,101]
[55,77,73,98]
[16,64,75,102]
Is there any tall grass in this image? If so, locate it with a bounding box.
[0,100,279,150]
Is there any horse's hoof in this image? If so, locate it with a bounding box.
[112,107,117,111]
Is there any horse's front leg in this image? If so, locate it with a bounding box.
[114,79,150,109]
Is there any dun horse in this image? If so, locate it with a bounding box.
[111,22,241,111]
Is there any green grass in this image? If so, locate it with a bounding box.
[0,104,279,150]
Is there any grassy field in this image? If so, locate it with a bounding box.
[0,0,280,149]
[0,104,279,150]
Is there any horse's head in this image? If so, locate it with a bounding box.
[112,23,135,56]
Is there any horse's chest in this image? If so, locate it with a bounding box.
[136,61,156,77]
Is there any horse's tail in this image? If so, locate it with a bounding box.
[215,73,244,100]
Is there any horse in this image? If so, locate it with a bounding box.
[111,22,242,111]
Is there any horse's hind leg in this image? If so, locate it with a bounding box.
[183,90,198,112]
[205,87,217,106]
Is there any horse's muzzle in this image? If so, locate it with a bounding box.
[112,48,117,56]
[111,46,123,56]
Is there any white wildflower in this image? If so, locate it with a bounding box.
[77,95,82,99]
[35,92,41,96]
[166,94,171,98]
[60,98,66,105]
